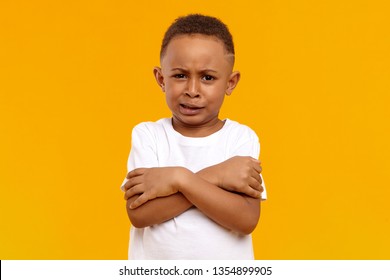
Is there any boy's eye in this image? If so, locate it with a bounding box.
[173,74,186,79]
[202,75,214,81]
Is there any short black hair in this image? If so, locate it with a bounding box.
[160,14,235,59]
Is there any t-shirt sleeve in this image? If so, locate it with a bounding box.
[120,123,158,191]
[229,126,267,200]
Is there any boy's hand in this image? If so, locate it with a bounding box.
[218,156,263,198]
[123,167,185,209]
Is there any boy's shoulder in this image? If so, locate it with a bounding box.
[132,118,170,136]
[224,119,259,139]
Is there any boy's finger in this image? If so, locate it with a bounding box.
[123,176,143,191]
[238,184,261,198]
[251,170,262,184]
[252,162,262,174]
[246,188,262,199]
[126,168,146,179]
[249,177,262,191]
[249,177,264,194]
[124,184,144,200]
[130,193,149,209]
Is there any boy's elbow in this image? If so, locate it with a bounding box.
[126,200,147,228]
[239,218,259,235]
[130,218,147,229]
[237,202,261,235]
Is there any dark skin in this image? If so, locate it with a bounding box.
[124,156,263,234]
[123,34,264,235]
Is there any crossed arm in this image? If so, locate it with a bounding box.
[122,156,263,235]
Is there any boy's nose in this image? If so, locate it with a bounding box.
[185,79,200,98]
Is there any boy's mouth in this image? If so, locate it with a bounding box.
[179,103,204,115]
[180,103,203,109]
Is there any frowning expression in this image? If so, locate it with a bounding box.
[154,34,240,136]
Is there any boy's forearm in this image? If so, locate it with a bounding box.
[125,166,220,228]
[196,157,263,199]
[178,169,261,235]
[126,193,192,228]
[196,165,221,186]
[125,164,260,233]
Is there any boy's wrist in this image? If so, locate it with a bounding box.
[210,163,224,187]
[196,164,223,187]
[175,167,193,193]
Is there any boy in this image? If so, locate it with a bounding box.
[121,14,267,259]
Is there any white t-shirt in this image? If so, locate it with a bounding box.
[122,118,267,259]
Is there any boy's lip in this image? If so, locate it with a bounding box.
[180,103,204,109]
[179,103,204,115]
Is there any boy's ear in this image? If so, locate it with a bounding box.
[153,67,165,92]
[226,71,240,96]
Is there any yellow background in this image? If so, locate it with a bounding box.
[1,0,389,259]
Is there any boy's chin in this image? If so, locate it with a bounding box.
[173,114,220,127]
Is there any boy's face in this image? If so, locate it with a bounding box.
[154,34,240,136]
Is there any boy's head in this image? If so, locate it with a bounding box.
[154,14,240,137]
[160,14,235,64]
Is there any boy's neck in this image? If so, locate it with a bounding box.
[171,117,225,137]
